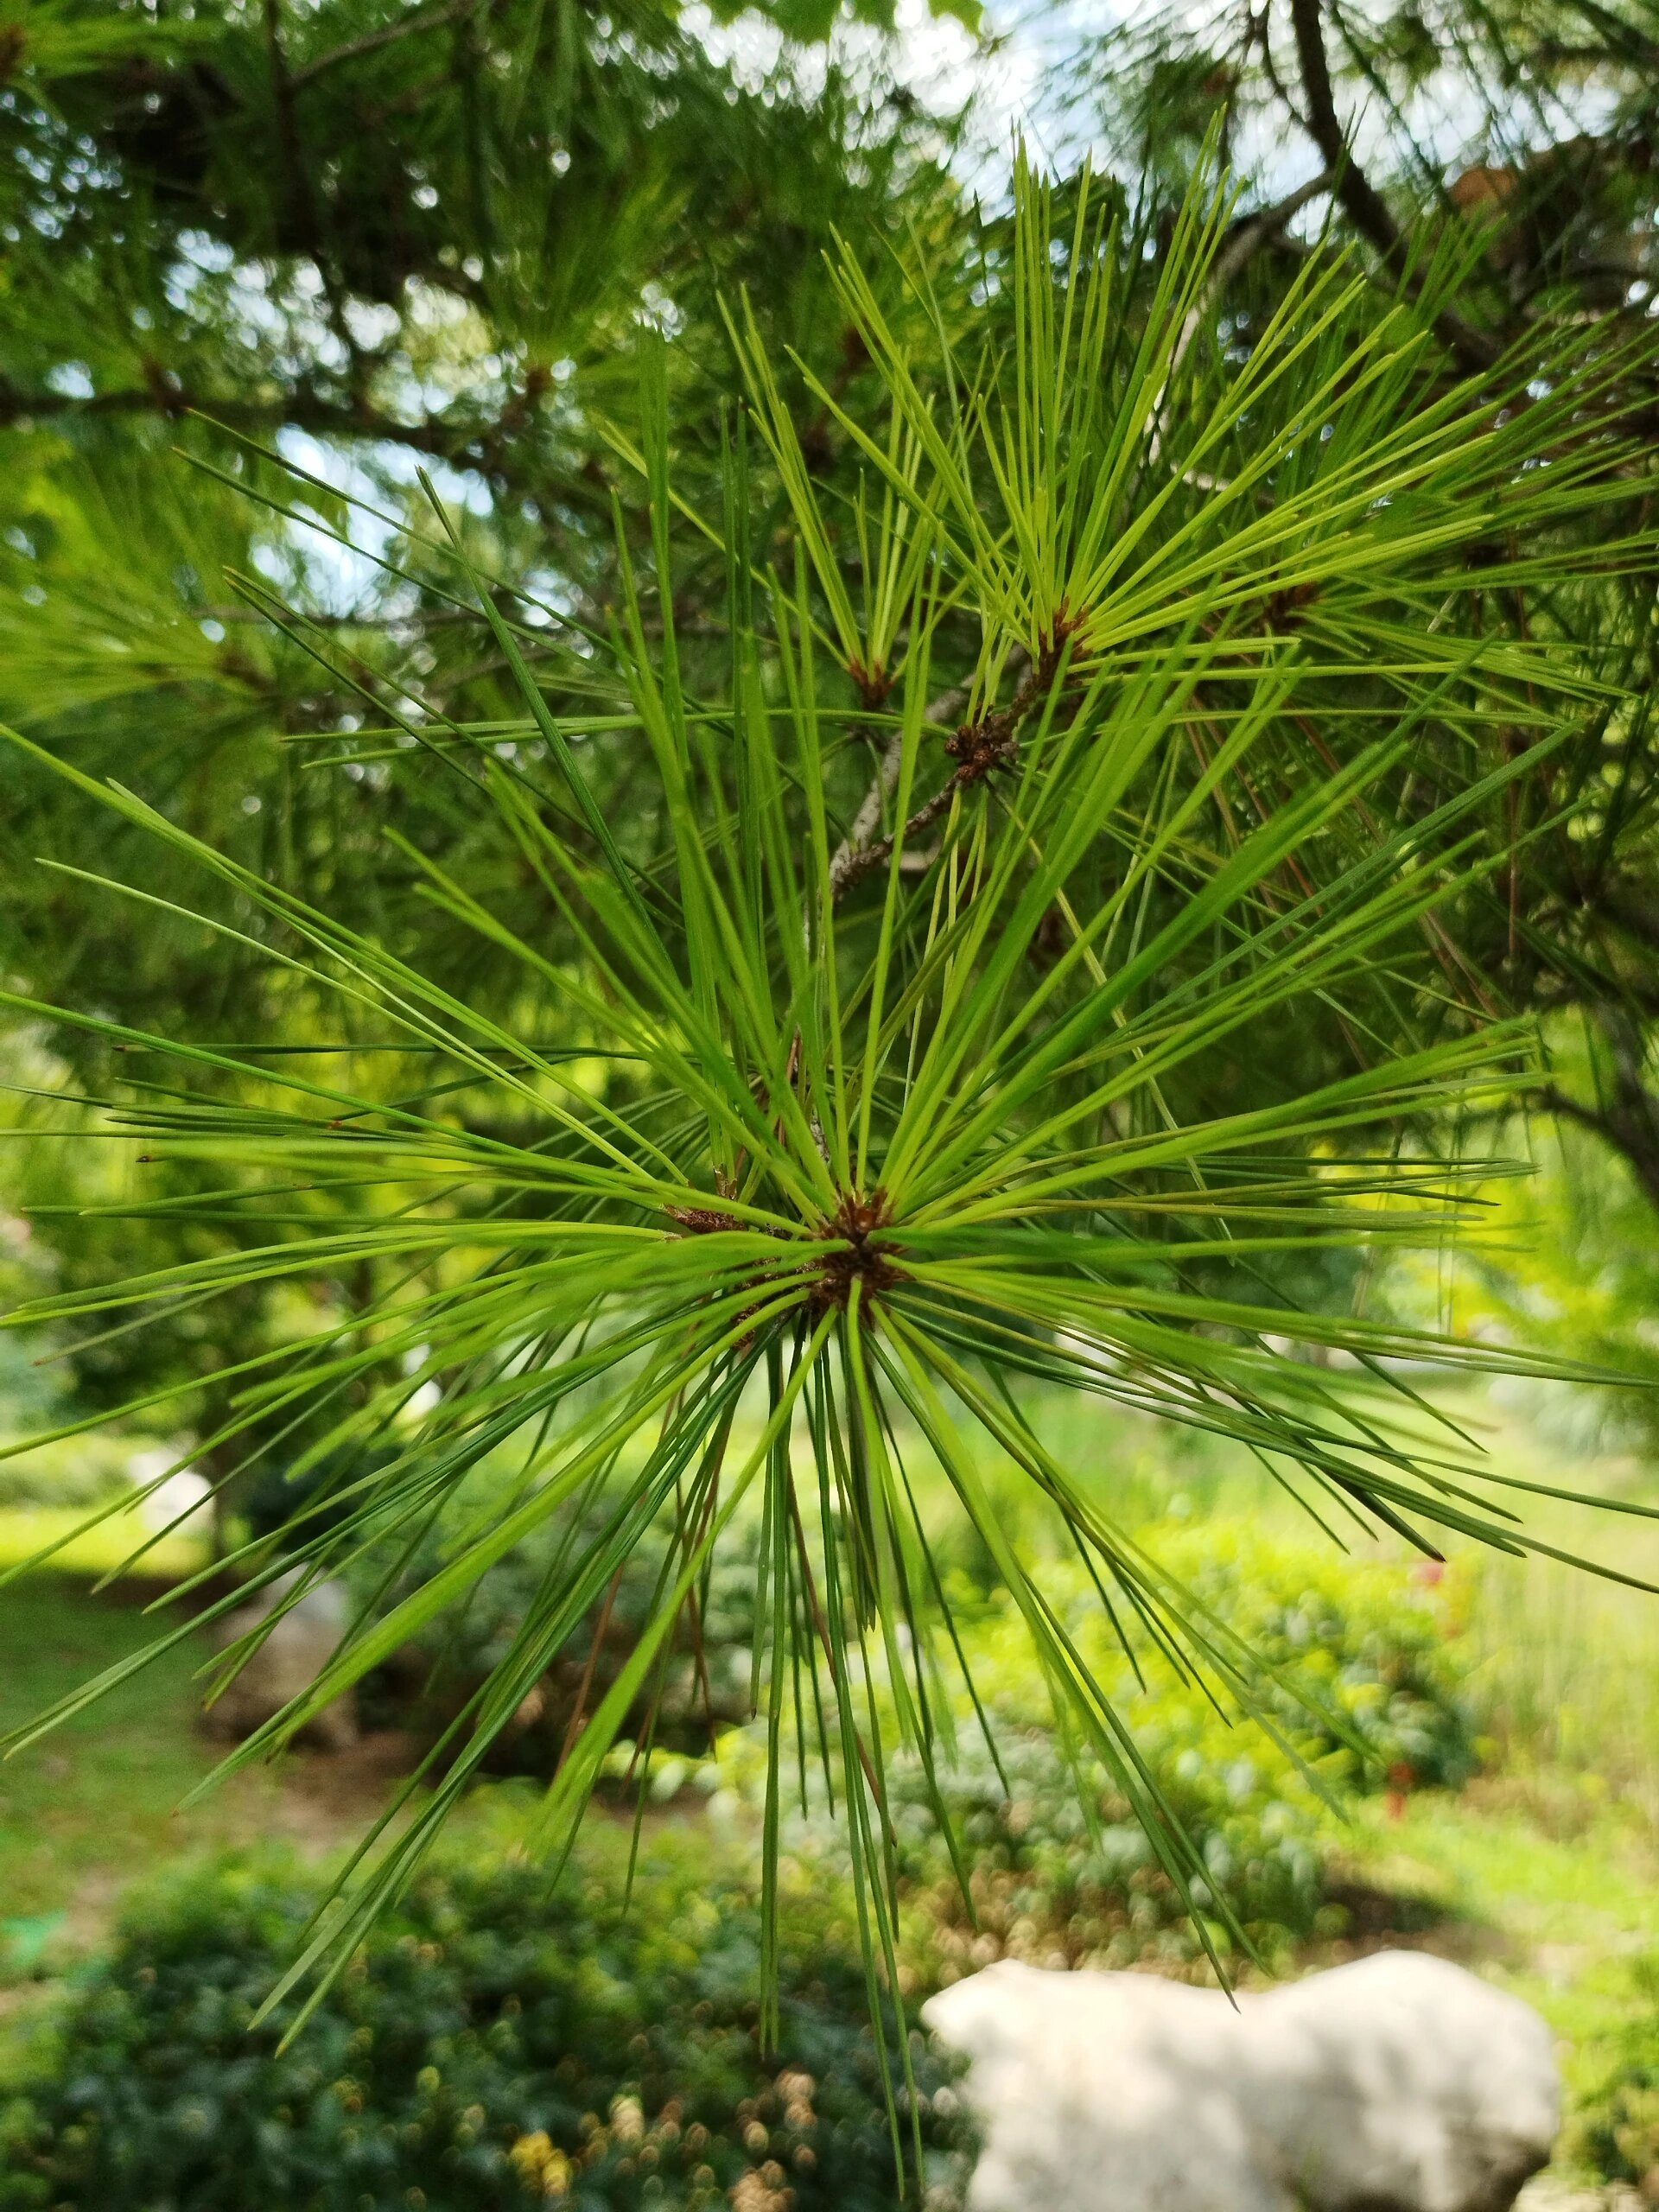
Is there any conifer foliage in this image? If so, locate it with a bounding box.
[4,154,1658,2095]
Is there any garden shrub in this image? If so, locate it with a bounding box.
[883,1655,1334,1975]
[350,1479,761,1771]
[1567,1954,1659,2191]
[0,1834,974,2212]
[732,1526,1478,1975]
[364,1479,1474,1827]
[1146,1520,1479,1796]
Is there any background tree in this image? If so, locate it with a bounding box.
[0,0,977,1446]
[1062,0,1659,1214]
[6,156,1657,2037]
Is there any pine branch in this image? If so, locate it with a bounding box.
[1286,0,1500,375]
[0,381,538,476]
[263,0,317,250]
[288,0,480,90]
[1147,169,1335,473]
[829,658,1034,903]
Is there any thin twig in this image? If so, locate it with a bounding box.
[829,677,969,895]
[830,653,1033,902]
[1287,0,1499,374]
[554,1563,626,1776]
[1146,168,1335,474]
[289,0,478,89]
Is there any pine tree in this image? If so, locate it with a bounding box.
[5,152,1656,2056]
[0,0,979,1440]
[1058,0,1659,1207]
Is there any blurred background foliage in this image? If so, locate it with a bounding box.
[0,1833,981,2210]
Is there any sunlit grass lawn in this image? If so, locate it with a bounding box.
[0,1506,208,1583]
[0,1576,279,1950]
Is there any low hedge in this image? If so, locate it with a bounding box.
[0,1836,975,2212]
[715,1524,1478,1974]
[1147,1521,1478,1796]
[351,1491,762,1769]
[1567,1954,1659,2191]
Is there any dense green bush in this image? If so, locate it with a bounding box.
[357,1473,1473,1834]
[1568,1955,1659,2191]
[0,1836,974,2212]
[351,1484,762,1770]
[738,1526,1478,1974]
[1147,1522,1479,1796]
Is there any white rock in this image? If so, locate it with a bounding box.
[922,1951,1559,2212]
[124,1446,213,1535]
[203,1569,359,1751]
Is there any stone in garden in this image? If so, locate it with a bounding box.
[202,1570,359,1751]
[922,1950,1558,2212]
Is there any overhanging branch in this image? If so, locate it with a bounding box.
[1286,0,1500,375]
[0,380,535,477]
